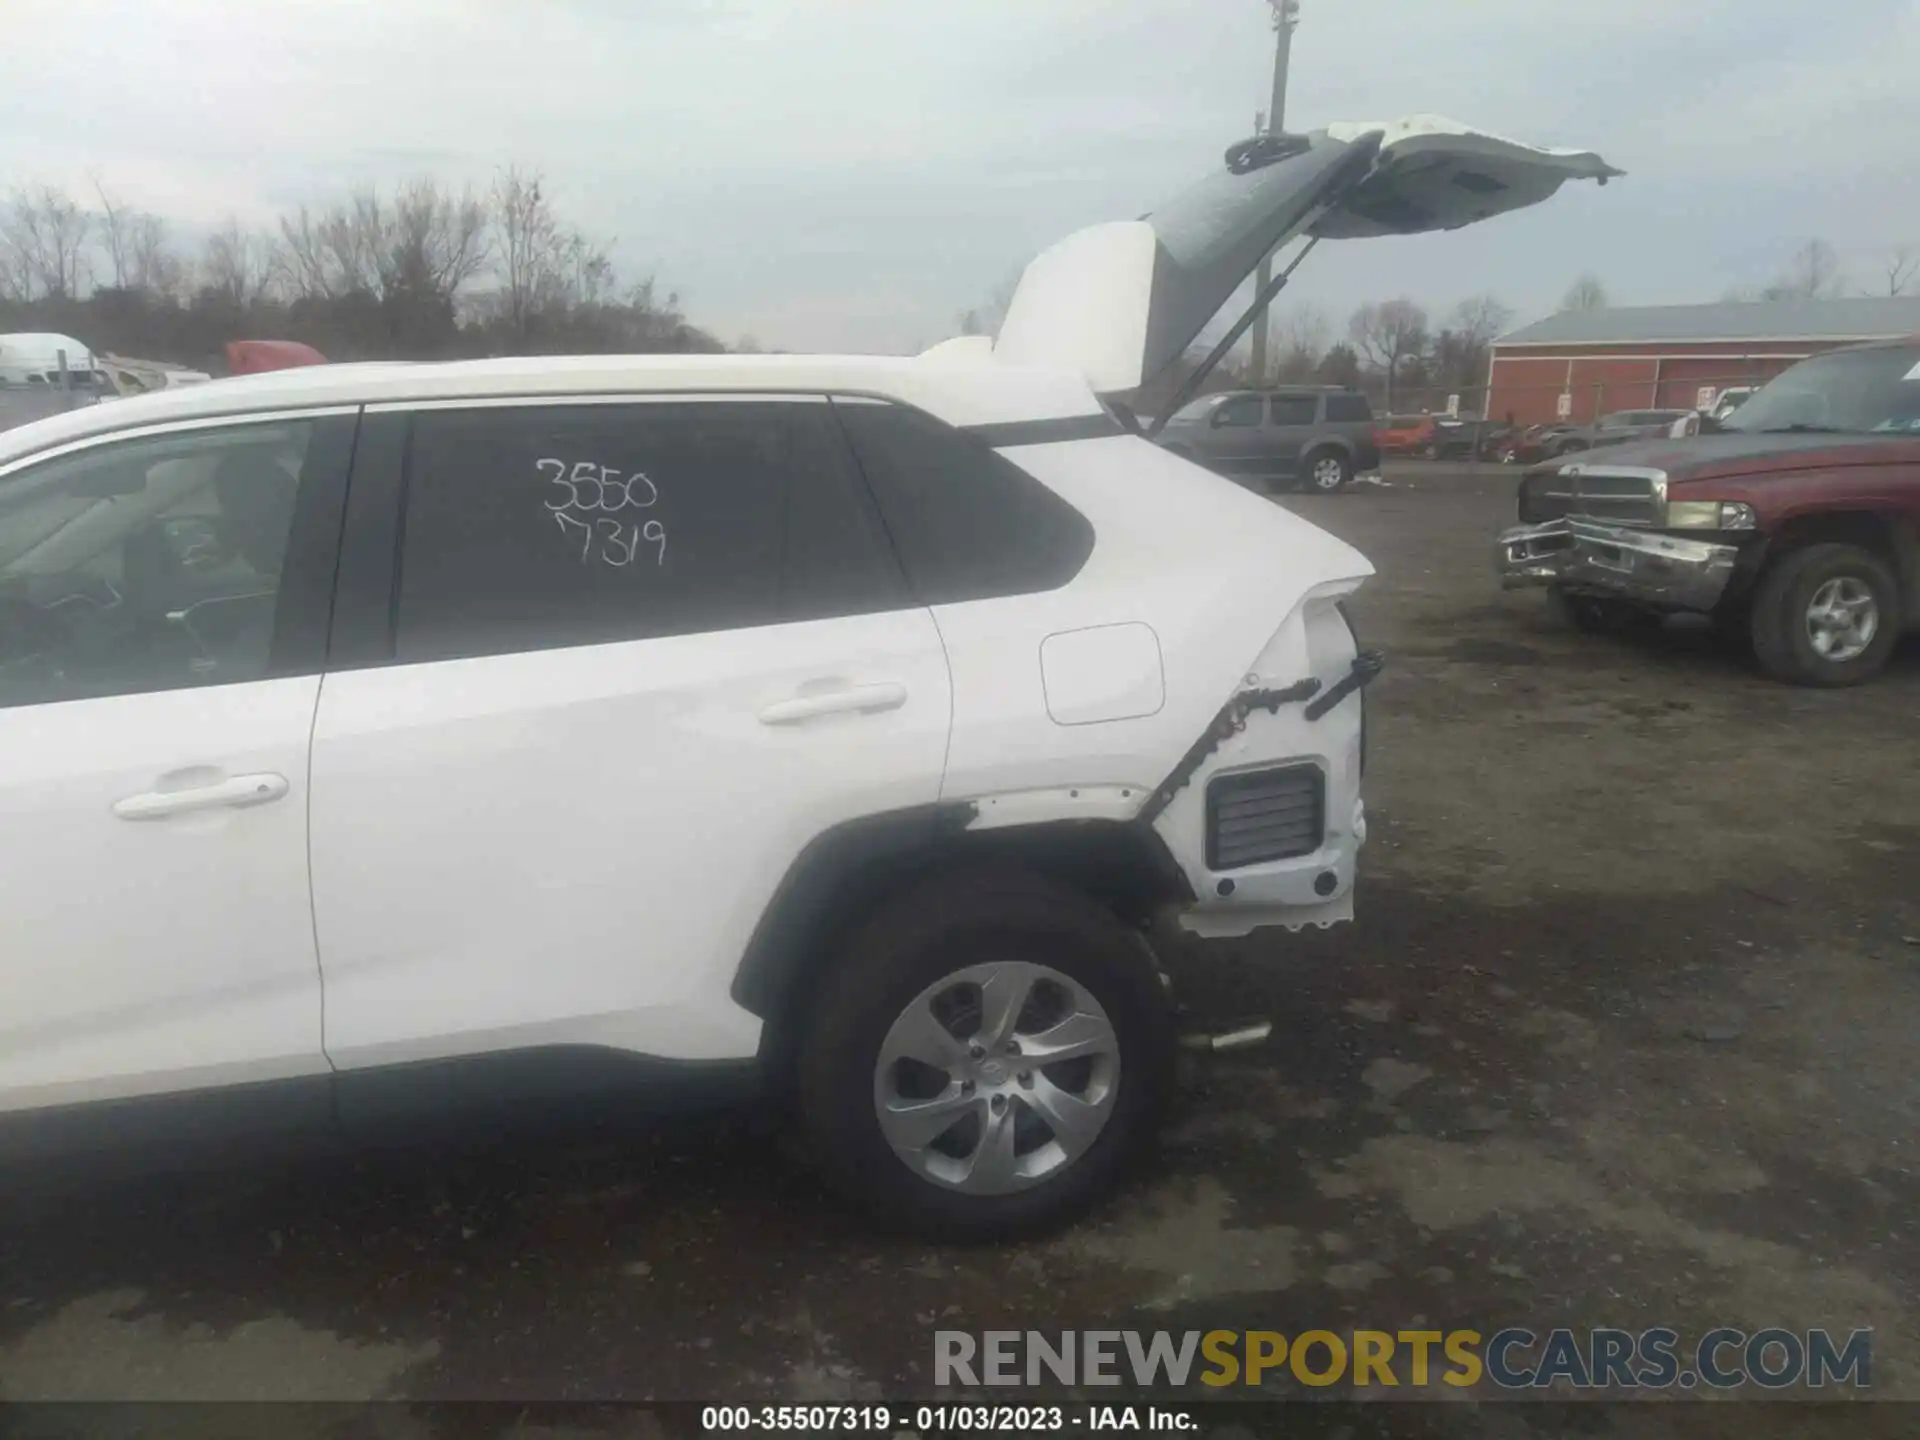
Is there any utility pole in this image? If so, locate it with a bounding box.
[1246,0,1300,387]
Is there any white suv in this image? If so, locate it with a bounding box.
[0,118,1611,1235]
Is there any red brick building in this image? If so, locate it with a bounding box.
[1485,297,1920,427]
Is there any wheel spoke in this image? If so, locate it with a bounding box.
[1020,1009,1115,1065]
[880,999,966,1070]
[974,966,1037,1051]
[1023,1074,1109,1158]
[879,1085,977,1151]
[959,1103,1022,1189]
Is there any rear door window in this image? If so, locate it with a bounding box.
[392,400,905,664]
[833,400,1094,606]
[1271,395,1320,426]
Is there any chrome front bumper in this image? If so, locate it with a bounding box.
[1496,517,1740,612]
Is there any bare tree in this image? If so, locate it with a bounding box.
[1430,294,1515,394]
[491,166,563,335]
[277,179,488,306]
[1270,303,1331,381]
[386,178,489,301]
[90,172,133,290]
[1562,273,1609,312]
[1884,245,1918,297]
[2,184,92,299]
[1762,239,1842,300]
[277,203,341,300]
[1452,294,1514,349]
[1348,299,1430,410]
[127,213,184,297]
[200,217,274,308]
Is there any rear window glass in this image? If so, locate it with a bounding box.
[1324,394,1371,422]
[834,401,1093,607]
[1271,395,1319,426]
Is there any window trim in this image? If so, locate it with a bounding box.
[363,391,831,416]
[0,405,361,483]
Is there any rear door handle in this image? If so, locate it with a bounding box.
[757,683,909,726]
[113,772,290,821]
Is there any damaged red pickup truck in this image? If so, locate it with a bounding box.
[1497,338,1920,687]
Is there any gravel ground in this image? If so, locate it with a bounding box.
[3,461,1917,1437]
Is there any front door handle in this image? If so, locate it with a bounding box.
[113,772,290,821]
[757,683,909,726]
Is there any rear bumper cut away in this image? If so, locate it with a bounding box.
[1148,653,1381,939]
[1497,517,1739,613]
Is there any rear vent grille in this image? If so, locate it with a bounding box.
[1205,764,1325,871]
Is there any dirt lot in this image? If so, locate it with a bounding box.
[2,462,1917,1435]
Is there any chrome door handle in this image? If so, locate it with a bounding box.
[113,772,290,821]
[757,683,909,726]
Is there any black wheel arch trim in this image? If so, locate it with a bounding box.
[730,804,1195,1038]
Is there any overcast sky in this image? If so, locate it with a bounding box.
[3,0,1917,353]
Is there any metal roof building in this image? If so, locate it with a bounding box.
[1486,297,1920,427]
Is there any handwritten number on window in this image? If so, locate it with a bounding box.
[539,457,666,566]
[554,511,594,561]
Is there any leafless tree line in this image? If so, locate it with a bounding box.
[0,168,718,365]
[1254,294,1514,411]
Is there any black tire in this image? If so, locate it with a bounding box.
[1303,448,1353,493]
[1748,542,1901,687]
[795,866,1173,1241]
[1549,586,1662,635]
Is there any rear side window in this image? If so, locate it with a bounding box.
[393,401,905,664]
[1270,395,1319,426]
[833,400,1094,606]
[1324,394,1371,423]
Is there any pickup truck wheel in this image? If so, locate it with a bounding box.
[1749,542,1900,687]
[795,867,1172,1241]
[1305,450,1352,493]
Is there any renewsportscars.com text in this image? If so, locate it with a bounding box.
[935,1327,1872,1392]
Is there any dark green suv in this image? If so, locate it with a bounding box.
[1153,386,1380,493]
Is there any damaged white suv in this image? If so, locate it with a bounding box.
[0,119,1613,1235]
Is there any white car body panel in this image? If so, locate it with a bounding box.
[0,679,327,1111]
[309,608,952,1070]
[936,434,1371,930]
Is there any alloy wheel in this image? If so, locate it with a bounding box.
[872,961,1121,1196]
[1805,576,1879,662]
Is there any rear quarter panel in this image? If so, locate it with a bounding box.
[931,435,1374,922]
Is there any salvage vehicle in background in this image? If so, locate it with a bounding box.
[1549,408,1695,456]
[0,116,1614,1237]
[1152,384,1378,491]
[1431,416,1513,461]
[1374,412,1438,458]
[1498,338,1920,686]
[1502,422,1579,464]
